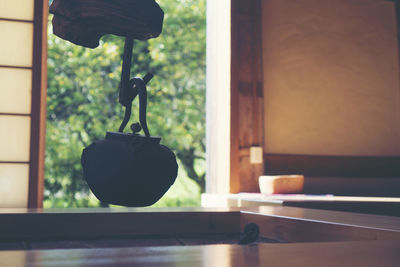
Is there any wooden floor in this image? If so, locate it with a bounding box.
[1,240,399,267]
[0,234,281,250]
[0,206,399,266]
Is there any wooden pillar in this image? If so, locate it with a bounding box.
[28,0,48,208]
[230,0,264,193]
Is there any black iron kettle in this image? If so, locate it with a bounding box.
[81,75,178,207]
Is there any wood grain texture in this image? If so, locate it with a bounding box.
[49,0,164,48]
[0,241,399,266]
[231,0,264,193]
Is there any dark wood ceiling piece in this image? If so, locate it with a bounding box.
[49,0,164,48]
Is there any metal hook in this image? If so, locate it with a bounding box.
[117,36,153,135]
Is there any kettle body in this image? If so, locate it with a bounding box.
[81,131,178,206]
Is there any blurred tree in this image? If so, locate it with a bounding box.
[45,0,206,207]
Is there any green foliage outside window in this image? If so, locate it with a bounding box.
[45,0,206,208]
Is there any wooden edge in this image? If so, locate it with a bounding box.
[0,65,32,69]
[2,207,400,243]
[283,201,400,217]
[251,0,263,144]
[302,177,400,197]
[264,154,400,177]
[0,211,240,241]
[395,0,400,143]
[241,206,400,232]
[28,0,48,208]
[240,212,400,243]
[0,18,33,23]
[230,0,240,193]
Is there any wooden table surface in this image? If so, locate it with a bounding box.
[1,240,399,267]
[225,193,400,216]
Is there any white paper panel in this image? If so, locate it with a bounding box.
[0,0,34,21]
[0,115,31,161]
[262,0,400,156]
[0,163,29,208]
[0,68,32,114]
[0,20,33,67]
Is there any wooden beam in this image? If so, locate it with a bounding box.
[395,0,400,120]
[28,0,48,208]
[264,154,400,197]
[230,0,264,193]
[264,155,400,177]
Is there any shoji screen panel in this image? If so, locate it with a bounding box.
[0,68,32,113]
[0,21,33,67]
[0,0,34,21]
[0,164,30,207]
[0,0,47,208]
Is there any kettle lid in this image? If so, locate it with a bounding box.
[106,131,161,144]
